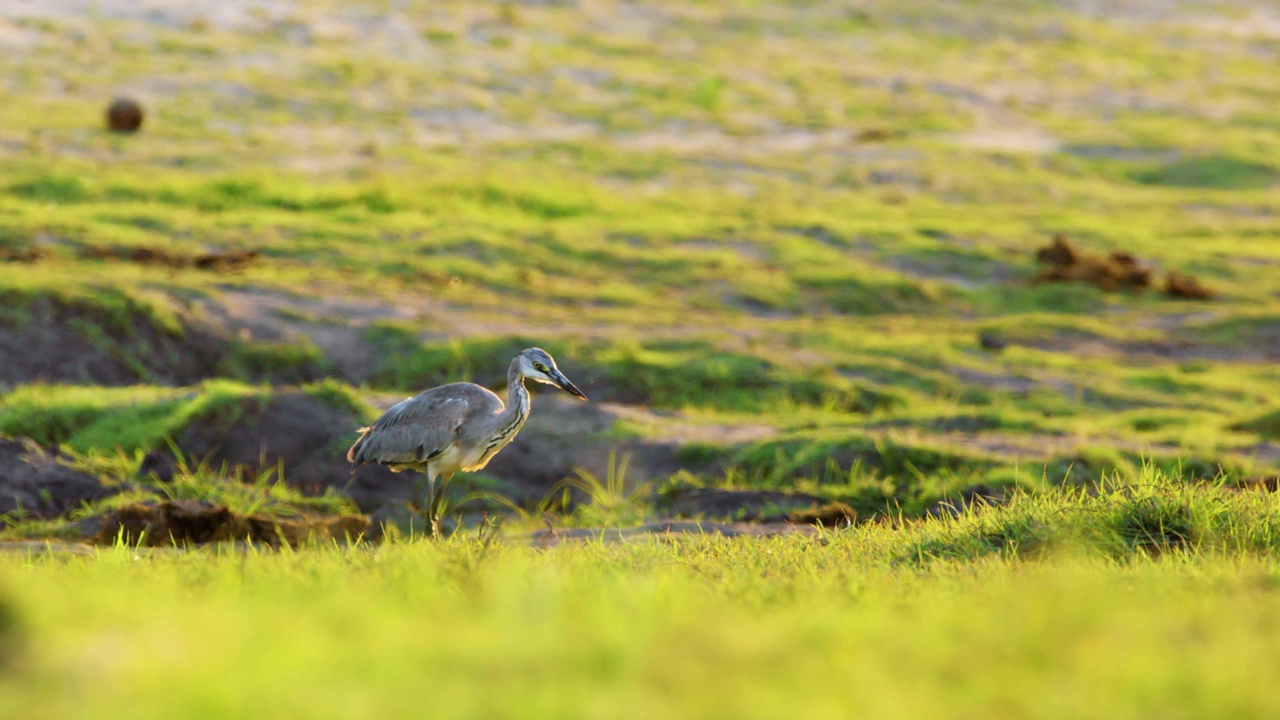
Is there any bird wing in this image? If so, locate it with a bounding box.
[346,393,470,466]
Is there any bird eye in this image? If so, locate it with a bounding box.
[533,362,547,372]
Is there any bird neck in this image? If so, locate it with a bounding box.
[502,362,532,428]
[478,368,532,458]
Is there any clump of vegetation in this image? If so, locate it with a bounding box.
[1233,410,1280,440]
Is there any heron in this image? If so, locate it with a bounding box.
[346,347,587,536]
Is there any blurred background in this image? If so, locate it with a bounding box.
[0,0,1278,536]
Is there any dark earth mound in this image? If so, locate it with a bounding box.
[91,499,368,547]
[0,295,224,386]
[169,391,405,513]
[483,398,700,507]
[0,437,122,518]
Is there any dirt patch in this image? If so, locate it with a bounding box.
[0,437,121,519]
[160,391,765,517]
[482,402,687,506]
[1029,330,1280,364]
[656,486,844,523]
[171,390,404,513]
[479,397,767,507]
[1032,235,1218,299]
[0,295,224,386]
[79,245,260,273]
[90,499,369,547]
[526,519,819,547]
[0,246,50,263]
[188,287,427,384]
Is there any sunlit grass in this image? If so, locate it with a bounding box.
[5,472,1280,718]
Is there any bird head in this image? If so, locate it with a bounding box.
[516,348,587,400]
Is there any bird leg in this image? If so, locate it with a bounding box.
[405,470,456,539]
[426,472,454,539]
[426,471,440,538]
[407,470,438,538]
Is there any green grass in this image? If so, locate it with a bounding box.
[2,1,1280,712]
[5,471,1280,718]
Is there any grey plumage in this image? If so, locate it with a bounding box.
[347,347,586,535]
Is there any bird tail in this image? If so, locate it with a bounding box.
[346,427,374,473]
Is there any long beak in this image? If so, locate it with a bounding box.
[550,369,588,401]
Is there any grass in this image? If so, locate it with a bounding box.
[2,0,1280,713]
[5,471,1280,718]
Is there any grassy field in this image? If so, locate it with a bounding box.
[2,0,1280,715]
[6,473,1280,718]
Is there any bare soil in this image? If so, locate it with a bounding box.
[0,296,224,386]
[171,390,405,512]
[656,486,846,523]
[525,519,819,547]
[0,437,122,518]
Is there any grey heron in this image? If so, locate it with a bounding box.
[347,347,587,536]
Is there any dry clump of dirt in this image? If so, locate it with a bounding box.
[1033,235,1217,299]
[1165,271,1218,300]
[1033,234,1154,291]
[0,437,122,519]
[78,245,261,273]
[106,97,144,134]
[90,499,368,547]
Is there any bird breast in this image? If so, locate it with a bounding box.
[460,432,517,472]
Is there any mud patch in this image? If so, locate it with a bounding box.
[0,437,121,519]
[90,499,369,547]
